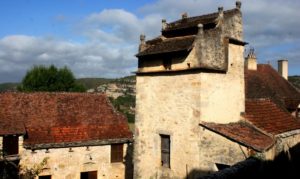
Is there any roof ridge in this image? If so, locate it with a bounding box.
[165,8,237,28]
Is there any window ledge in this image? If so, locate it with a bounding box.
[1,154,20,161]
[110,162,125,166]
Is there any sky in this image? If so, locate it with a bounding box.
[0,0,299,83]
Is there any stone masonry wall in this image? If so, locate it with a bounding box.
[134,71,248,178]
[197,128,248,176]
[199,43,245,123]
[134,73,202,179]
[19,143,130,179]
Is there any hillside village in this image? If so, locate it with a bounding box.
[0,1,300,179]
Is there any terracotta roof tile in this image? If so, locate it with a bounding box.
[163,9,239,35]
[200,121,274,152]
[245,64,300,110]
[136,35,195,57]
[0,120,25,135]
[245,99,300,135]
[0,92,132,148]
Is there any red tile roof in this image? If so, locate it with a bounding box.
[200,121,274,152]
[0,92,132,149]
[245,99,300,135]
[0,120,25,136]
[162,9,239,37]
[245,64,300,110]
[136,35,195,57]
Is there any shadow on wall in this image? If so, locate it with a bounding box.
[124,143,134,179]
[0,160,19,179]
[186,142,300,179]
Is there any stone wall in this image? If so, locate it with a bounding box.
[18,143,130,179]
[134,71,248,178]
[134,73,202,178]
[138,55,189,73]
[196,128,248,176]
[199,43,245,123]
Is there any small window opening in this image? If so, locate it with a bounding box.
[3,135,19,156]
[39,175,51,179]
[163,58,172,70]
[80,171,97,179]
[160,134,170,168]
[215,163,230,171]
[111,144,123,163]
[203,23,216,30]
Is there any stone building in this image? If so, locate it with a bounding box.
[134,1,300,178]
[0,92,132,179]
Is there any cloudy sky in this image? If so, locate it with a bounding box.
[0,0,299,83]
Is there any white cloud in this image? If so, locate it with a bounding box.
[0,35,136,82]
[0,0,299,83]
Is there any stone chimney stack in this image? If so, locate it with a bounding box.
[216,7,224,28]
[245,48,257,70]
[182,12,188,19]
[236,0,242,9]
[139,34,146,52]
[278,59,288,80]
[162,19,167,30]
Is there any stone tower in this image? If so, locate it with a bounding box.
[134,1,247,178]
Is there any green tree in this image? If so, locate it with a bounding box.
[18,65,86,92]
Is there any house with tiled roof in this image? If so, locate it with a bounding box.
[0,92,133,179]
[134,1,300,178]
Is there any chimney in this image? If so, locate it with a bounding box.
[245,48,257,70]
[278,59,288,80]
[218,6,224,14]
[216,7,224,28]
[182,12,188,19]
[236,1,242,9]
[162,19,167,30]
[139,34,146,52]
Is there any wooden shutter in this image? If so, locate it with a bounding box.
[161,135,170,168]
[111,144,124,163]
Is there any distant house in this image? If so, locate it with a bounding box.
[134,1,300,178]
[0,92,133,179]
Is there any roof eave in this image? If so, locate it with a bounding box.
[24,137,133,150]
[199,123,275,152]
[136,48,192,58]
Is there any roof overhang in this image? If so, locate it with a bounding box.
[24,138,133,150]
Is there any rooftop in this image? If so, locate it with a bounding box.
[245,64,300,110]
[136,35,195,57]
[200,121,274,152]
[245,99,300,135]
[0,92,132,149]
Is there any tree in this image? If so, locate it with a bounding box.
[18,65,86,92]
